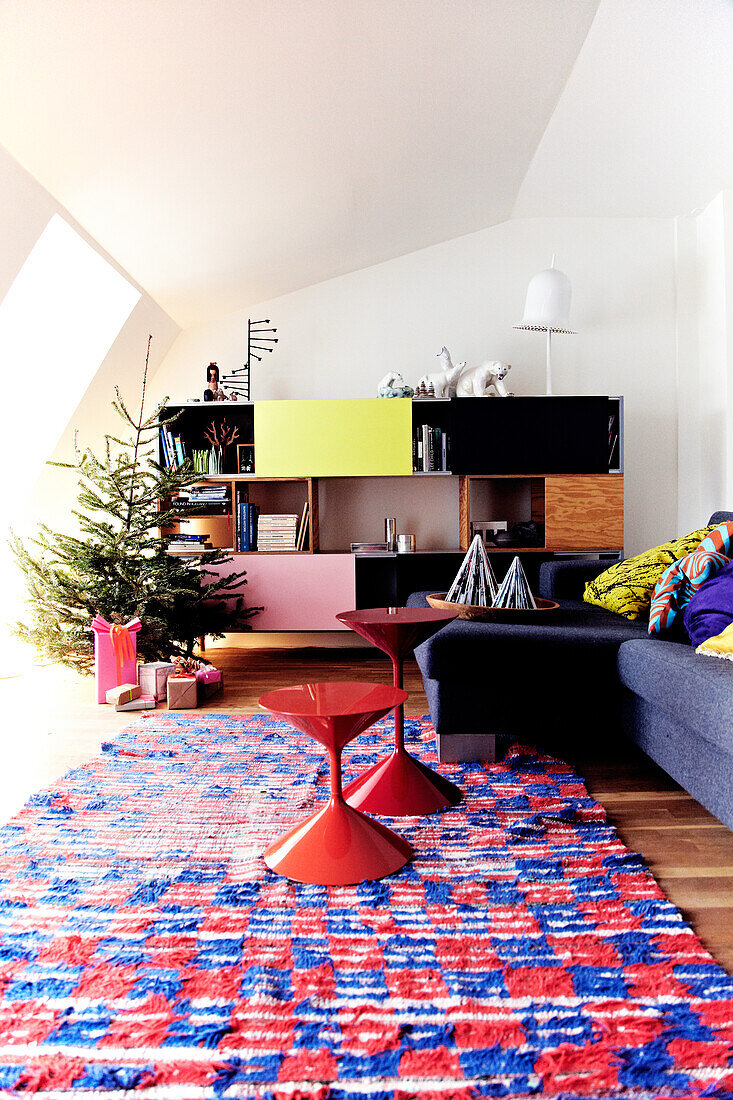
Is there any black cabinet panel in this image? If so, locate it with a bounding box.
[448,397,609,474]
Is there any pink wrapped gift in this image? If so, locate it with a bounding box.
[196,666,221,686]
[91,615,142,704]
[196,666,223,703]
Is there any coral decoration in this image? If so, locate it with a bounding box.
[203,418,239,449]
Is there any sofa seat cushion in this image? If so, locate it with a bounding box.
[407,591,647,679]
[617,638,733,752]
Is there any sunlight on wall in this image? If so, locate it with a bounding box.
[0,214,141,665]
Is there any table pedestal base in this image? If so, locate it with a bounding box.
[264,797,412,885]
[343,747,462,816]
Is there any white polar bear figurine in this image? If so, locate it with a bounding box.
[377,371,413,398]
[416,347,465,398]
[456,360,511,398]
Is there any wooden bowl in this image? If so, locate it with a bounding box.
[426,593,560,622]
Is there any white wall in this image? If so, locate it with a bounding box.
[154,216,679,555]
[0,145,180,639]
[675,190,733,532]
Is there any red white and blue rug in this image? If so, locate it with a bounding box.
[0,712,731,1098]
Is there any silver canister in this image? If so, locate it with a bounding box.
[397,533,416,553]
[385,517,397,551]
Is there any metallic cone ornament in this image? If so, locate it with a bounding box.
[493,555,537,610]
[446,534,498,606]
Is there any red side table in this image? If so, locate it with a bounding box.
[258,681,412,885]
[336,607,461,815]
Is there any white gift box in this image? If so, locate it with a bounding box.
[138,661,175,702]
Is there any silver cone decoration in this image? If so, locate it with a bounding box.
[445,534,498,605]
[493,555,537,609]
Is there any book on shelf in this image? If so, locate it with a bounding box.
[413,424,450,472]
[608,413,620,468]
[237,501,260,551]
[296,501,310,551]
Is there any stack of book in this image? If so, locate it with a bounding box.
[412,424,450,472]
[445,534,498,606]
[166,533,213,554]
[176,485,230,513]
[257,513,300,551]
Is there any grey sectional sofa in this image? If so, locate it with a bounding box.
[408,511,733,830]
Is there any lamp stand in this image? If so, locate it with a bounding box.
[546,329,553,396]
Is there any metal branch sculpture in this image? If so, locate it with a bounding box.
[220,319,278,401]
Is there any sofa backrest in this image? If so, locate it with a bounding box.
[709,511,733,526]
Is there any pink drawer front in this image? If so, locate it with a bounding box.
[209,554,356,630]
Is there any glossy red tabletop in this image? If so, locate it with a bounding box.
[336,606,458,661]
[259,681,407,717]
[259,681,408,753]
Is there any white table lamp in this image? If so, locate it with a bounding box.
[514,255,576,395]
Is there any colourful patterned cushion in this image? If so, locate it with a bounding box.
[583,526,716,620]
[683,559,733,647]
[648,549,730,634]
[697,521,733,556]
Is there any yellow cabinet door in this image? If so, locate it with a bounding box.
[254,399,413,477]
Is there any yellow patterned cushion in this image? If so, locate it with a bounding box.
[583,526,716,620]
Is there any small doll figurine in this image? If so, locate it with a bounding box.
[204,362,219,402]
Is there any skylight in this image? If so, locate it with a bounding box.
[0,214,141,497]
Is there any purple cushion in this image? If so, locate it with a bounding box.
[683,559,733,647]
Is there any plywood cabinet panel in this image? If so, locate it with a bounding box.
[545,475,624,550]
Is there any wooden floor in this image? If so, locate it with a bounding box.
[1,634,732,973]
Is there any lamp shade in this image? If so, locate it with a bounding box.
[514,264,575,334]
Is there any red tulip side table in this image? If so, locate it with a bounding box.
[336,607,461,815]
[258,681,412,885]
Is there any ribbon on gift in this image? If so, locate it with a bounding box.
[91,615,142,686]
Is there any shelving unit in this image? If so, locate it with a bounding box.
[158,396,625,629]
[458,472,624,552]
[160,476,318,555]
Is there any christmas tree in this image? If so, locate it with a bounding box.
[11,337,259,672]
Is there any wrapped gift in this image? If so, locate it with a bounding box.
[92,615,142,704]
[139,661,175,702]
[106,683,141,706]
[196,666,223,703]
[167,675,198,710]
[116,694,156,712]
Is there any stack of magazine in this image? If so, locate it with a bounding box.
[176,485,230,513]
[445,535,498,605]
